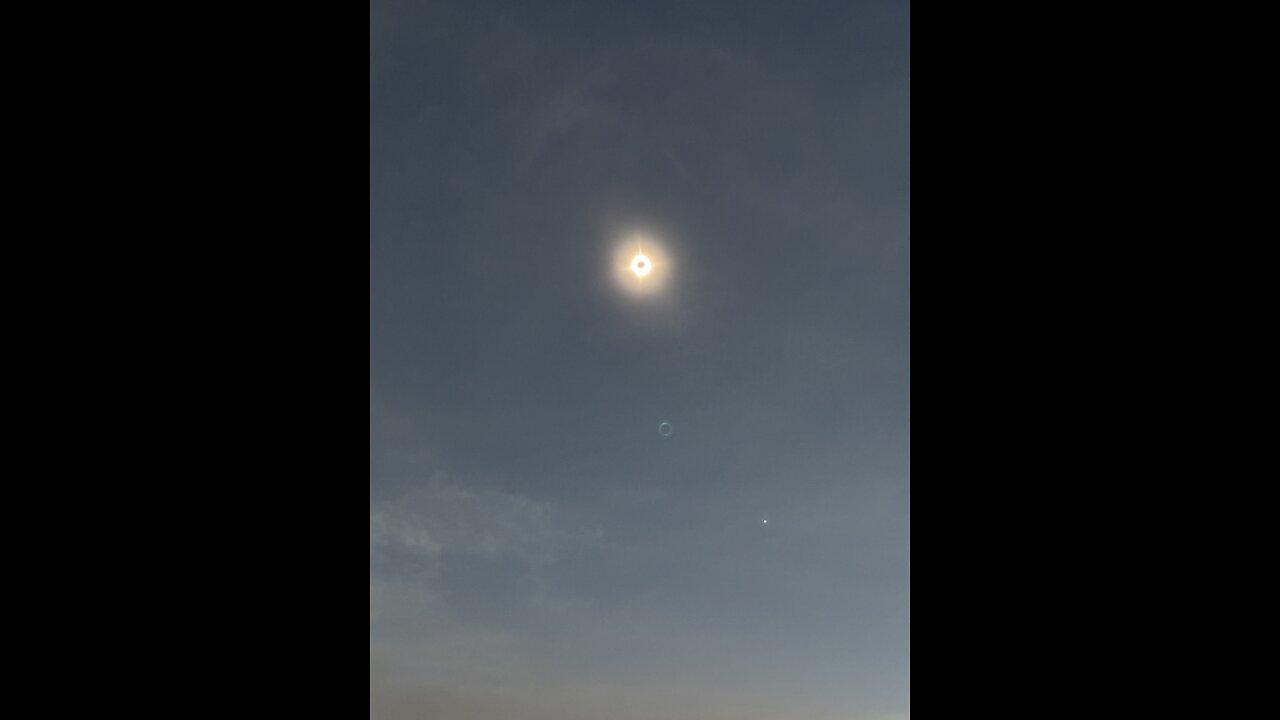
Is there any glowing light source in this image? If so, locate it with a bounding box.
[611,233,672,298]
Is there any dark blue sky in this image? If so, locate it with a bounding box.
[371,1,909,717]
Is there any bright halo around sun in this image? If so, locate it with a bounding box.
[612,234,670,298]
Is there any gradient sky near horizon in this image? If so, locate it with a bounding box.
[371,1,909,718]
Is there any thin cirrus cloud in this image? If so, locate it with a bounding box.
[370,479,599,569]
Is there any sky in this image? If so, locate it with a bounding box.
[370,1,909,718]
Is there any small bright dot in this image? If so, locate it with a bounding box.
[762,519,768,524]
[631,254,652,277]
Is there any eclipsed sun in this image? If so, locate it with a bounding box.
[611,233,671,298]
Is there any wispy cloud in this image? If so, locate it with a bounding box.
[370,479,597,567]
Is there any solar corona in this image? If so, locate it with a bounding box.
[612,233,671,298]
